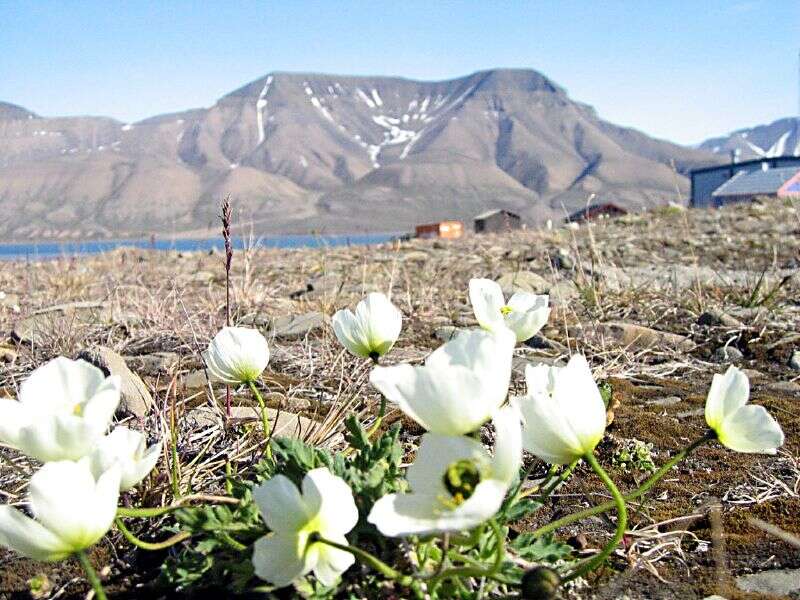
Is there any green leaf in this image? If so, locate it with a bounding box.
[510,533,573,563]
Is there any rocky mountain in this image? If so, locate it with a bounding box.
[700,117,800,161]
[0,69,718,240]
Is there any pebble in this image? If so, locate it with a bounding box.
[270,312,329,339]
[13,301,113,345]
[646,396,682,407]
[789,350,800,371]
[736,568,800,597]
[712,345,743,363]
[697,310,744,328]
[496,271,549,295]
[77,346,154,418]
[228,406,315,439]
[123,351,180,376]
[578,321,694,352]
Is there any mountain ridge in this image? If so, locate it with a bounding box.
[0,68,718,240]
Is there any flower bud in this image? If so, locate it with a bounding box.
[521,566,561,600]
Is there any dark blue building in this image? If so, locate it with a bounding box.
[690,156,800,207]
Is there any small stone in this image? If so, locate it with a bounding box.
[578,322,694,352]
[290,274,342,299]
[547,280,579,306]
[554,248,575,270]
[789,350,800,371]
[228,406,316,439]
[766,380,800,395]
[402,250,429,263]
[434,326,460,342]
[0,291,20,313]
[646,396,682,407]
[184,407,219,430]
[523,335,568,354]
[0,344,18,364]
[697,310,744,328]
[123,352,180,376]
[13,301,113,345]
[77,347,154,418]
[712,345,743,363]
[270,312,329,339]
[181,369,211,392]
[736,568,800,597]
[496,271,549,295]
[676,407,705,419]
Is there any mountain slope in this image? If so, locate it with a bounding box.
[0,69,717,239]
[700,117,800,161]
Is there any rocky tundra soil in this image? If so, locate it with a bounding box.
[0,200,798,599]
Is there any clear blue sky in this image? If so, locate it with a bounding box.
[1,0,798,145]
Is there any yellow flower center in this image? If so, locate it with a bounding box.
[441,459,482,507]
[72,404,83,416]
[500,305,513,316]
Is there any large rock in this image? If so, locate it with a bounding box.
[577,322,694,352]
[496,271,550,295]
[229,406,317,439]
[13,301,113,345]
[123,352,180,376]
[77,347,154,418]
[270,312,329,339]
[736,568,800,597]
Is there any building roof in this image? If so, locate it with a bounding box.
[712,167,800,197]
[691,155,800,175]
[473,208,520,220]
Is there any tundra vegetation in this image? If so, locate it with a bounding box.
[0,199,798,599]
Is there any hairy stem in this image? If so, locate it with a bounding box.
[116,493,239,518]
[428,520,506,588]
[314,534,415,587]
[76,550,107,600]
[561,452,627,583]
[248,380,273,460]
[529,432,712,538]
[116,517,191,551]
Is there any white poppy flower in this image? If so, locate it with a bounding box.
[251,468,359,588]
[368,406,521,536]
[88,426,162,491]
[0,357,120,462]
[370,327,516,436]
[705,366,784,454]
[469,278,550,343]
[513,355,606,465]
[332,292,402,360]
[202,326,270,384]
[0,460,120,562]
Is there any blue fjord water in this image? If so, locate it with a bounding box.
[0,233,400,260]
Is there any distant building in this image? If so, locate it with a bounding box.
[566,203,627,223]
[473,209,522,234]
[711,166,800,205]
[415,220,464,239]
[690,156,800,207]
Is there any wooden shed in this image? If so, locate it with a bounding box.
[566,203,627,223]
[415,220,464,239]
[474,209,522,234]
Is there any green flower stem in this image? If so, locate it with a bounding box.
[115,517,191,551]
[76,550,107,600]
[366,395,387,439]
[314,534,415,587]
[428,520,506,588]
[529,432,712,539]
[561,452,627,584]
[532,459,579,501]
[115,494,240,518]
[248,380,273,460]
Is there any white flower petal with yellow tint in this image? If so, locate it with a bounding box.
[368,406,521,536]
[88,427,162,491]
[370,328,515,435]
[0,357,120,462]
[332,292,402,359]
[704,366,784,454]
[469,278,550,342]
[514,355,606,465]
[202,327,269,384]
[251,468,358,588]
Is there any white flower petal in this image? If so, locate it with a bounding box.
[705,366,749,431]
[469,278,506,332]
[81,375,121,432]
[718,405,785,454]
[17,416,102,462]
[252,532,306,588]
[406,433,487,496]
[302,468,359,536]
[309,533,355,587]
[204,327,269,383]
[368,492,445,537]
[253,475,312,533]
[28,461,119,552]
[0,506,73,562]
[490,405,523,484]
[332,309,370,357]
[0,399,29,448]
[505,303,550,342]
[18,357,105,415]
[333,293,402,358]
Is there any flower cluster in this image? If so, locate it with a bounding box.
[0,281,786,598]
[0,357,161,566]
